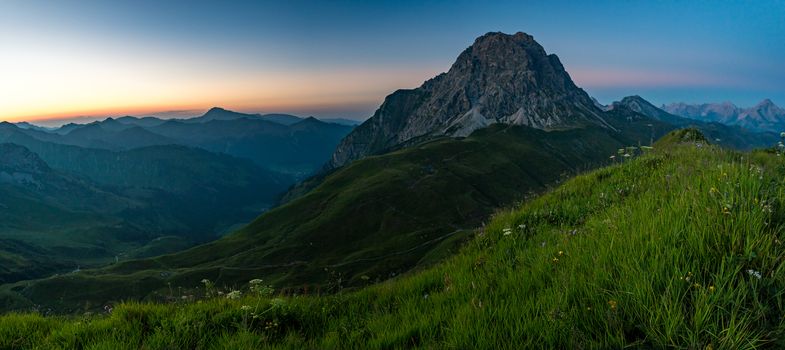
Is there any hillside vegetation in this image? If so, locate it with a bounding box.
[2,130,784,348]
[1,123,657,313]
[0,124,294,286]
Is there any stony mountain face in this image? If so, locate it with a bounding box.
[609,96,688,125]
[662,99,785,132]
[329,32,612,168]
[738,99,785,129]
[662,101,739,124]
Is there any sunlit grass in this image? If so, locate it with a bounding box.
[2,132,784,348]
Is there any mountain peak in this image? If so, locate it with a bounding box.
[613,95,685,124]
[201,107,239,117]
[190,107,261,123]
[756,99,776,108]
[473,31,536,46]
[619,95,647,104]
[328,32,610,168]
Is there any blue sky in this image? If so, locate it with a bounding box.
[1,0,783,123]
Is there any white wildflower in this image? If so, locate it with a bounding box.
[226,290,242,300]
[746,269,762,279]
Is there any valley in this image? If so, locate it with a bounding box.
[1,2,783,345]
[0,110,353,289]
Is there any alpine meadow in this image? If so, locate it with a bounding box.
[1,1,785,349]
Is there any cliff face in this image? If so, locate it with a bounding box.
[329,32,611,168]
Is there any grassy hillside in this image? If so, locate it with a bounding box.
[1,130,783,348]
[0,122,660,313]
[0,126,295,287]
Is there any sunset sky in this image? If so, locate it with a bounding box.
[1,0,783,125]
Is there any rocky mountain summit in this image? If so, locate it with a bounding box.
[329,31,612,168]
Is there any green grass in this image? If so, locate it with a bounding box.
[1,123,655,313]
[1,130,784,348]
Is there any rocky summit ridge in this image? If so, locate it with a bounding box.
[329,31,612,168]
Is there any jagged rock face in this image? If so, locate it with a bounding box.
[329,32,610,168]
[662,102,740,124]
[738,99,785,125]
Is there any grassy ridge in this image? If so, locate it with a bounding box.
[2,124,650,313]
[2,131,784,348]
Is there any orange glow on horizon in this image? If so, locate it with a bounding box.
[4,97,382,124]
[0,49,443,124]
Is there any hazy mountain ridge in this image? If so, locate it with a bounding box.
[611,96,779,150]
[662,99,785,132]
[14,108,355,178]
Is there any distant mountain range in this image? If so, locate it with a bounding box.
[0,108,358,286]
[13,108,357,178]
[605,96,779,150]
[662,99,785,133]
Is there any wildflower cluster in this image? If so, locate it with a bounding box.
[612,147,640,162]
[201,279,215,298]
[226,290,242,300]
[249,279,275,297]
